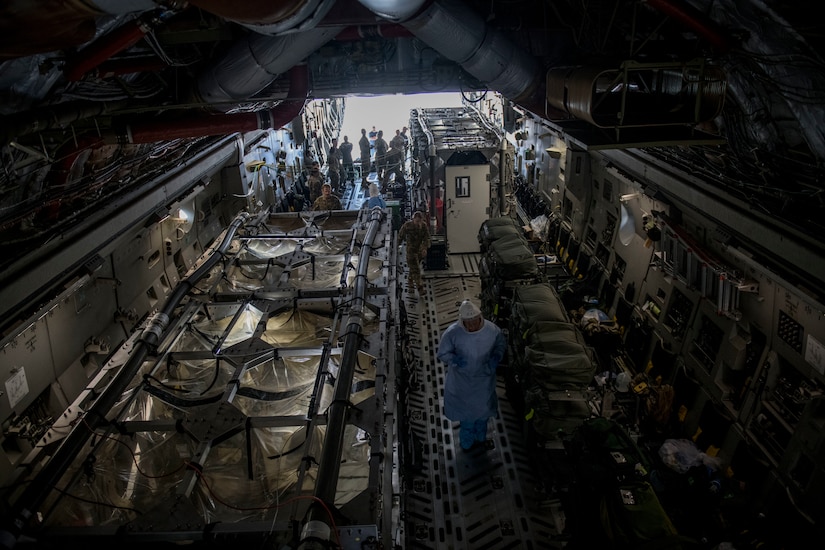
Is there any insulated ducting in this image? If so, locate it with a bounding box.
[192,0,337,35]
[195,26,343,109]
[392,0,540,104]
[546,60,726,128]
[118,65,310,143]
[188,0,312,25]
[2,0,331,61]
[356,0,430,22]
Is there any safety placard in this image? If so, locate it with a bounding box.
[805,334,825,376]
[5,367,29,409]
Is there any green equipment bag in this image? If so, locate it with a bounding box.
[525,388,593,440]
[569,417,651,484]
[485,233,537,280]
[510,283,568,337]
[478,217,525,252]
[600,481,681,548]
[565,418,694,549]
[521,321,596,388]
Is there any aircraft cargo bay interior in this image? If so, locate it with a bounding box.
[1,2,824,549]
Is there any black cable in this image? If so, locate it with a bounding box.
[267,428,308,460]
[199,357,221,396]
[53,486,142,514]
[236,383,313,401]
[144,373,190,393]
[142,381,223,407]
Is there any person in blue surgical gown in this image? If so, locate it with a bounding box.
[437,299,507,450]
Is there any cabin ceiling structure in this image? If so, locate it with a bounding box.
[1,0,823,284]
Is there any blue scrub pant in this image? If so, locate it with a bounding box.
[459,418,488,449]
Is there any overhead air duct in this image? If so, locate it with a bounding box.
[359,0,542,113]
[191,0,336,35]
[194,26,343,109]
[3,2,339,144]
[356,0,430,21]
[0,1,332,58]
[116,64,311,144]
[546,60,726,128]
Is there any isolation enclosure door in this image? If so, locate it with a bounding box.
[444,164,489,253]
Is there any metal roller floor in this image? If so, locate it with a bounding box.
[400,255,567,549]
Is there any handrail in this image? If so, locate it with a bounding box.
[298,207,384,548]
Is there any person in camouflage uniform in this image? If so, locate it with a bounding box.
[387,129,406,186]
[327,138,342,192]
[313,183,342,211]
[398,210,431,294]
[374,130,389,188]
[307,161,325,204]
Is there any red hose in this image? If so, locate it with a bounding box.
[64,19,150,81]
[645,0,730,53]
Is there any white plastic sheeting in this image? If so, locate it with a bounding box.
[31,206,392,543]
[41,299,380,528]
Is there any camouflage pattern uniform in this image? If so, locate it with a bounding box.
[374,132,389,187]
[307,171,324,203]
[388,131,406,184]
[313,193,342,211]
[327,145,342,192]
[398,214,431,292]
